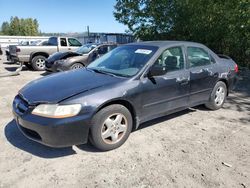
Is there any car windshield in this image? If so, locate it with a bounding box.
[75,44,97,54]
[88,45,158,77]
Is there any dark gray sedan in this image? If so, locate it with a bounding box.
[13,41,238,151]
[45,43,117,72]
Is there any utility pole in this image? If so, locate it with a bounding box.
[87,26,89,38]
[87,26,90,42]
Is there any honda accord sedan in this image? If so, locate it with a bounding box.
[12,41,238,151]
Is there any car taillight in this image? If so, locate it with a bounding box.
[16,48,20,52]
[234,64,239,73]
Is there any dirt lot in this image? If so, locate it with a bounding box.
[0,54,249,188]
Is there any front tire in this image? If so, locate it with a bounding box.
[90,104,133,151]
[70,63,84,70]
[205,81,227,110]
[31,55,46,71]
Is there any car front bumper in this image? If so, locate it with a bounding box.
[45,60,57,72]
[53,61,72,72]
[12,96,91,148]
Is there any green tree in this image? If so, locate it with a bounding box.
[114,0,250,67]
[0,16,40,36]
[9,16,20,35]
[0,22,10,35]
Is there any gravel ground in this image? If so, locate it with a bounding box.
[0,54,249,188]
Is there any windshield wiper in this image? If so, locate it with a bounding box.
[88,68,117,77]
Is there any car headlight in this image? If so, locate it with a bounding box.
[32,104,81,118]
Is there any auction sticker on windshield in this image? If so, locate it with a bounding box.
[135,49,152,55]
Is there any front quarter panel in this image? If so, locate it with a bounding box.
[60,79,142,119]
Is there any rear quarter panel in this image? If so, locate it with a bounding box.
[216,57,238,91]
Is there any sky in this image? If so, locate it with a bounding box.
[0,0,127,33]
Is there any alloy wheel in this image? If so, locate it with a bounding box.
[101,113,128,144]
[36,58,45,69]
[214,86,225,106]
[71,63,83,69]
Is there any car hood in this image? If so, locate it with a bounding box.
[48,51,82,63]
[66,55,88,63]
[19,69,124,105]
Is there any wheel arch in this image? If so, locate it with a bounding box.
[71,62,85,67]
[30,52,49,62]
[95,99,138,131]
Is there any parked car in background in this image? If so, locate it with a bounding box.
[45,43,117,72]
[8,36,82,70]
[12,41,238,151]
[0,45,2,55]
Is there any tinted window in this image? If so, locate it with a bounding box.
[60,38,67,46]
[187,47,211,67]
[88,45,158,77]
[98,46,108,55]
[48,37,58,46]
[153,47,184,72]
[68,38,82,46]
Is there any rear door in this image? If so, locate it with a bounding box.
[186,46,218,105]
[140,46,190,121]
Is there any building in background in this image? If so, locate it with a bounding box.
[0,36,50,48]
[84,33,134,44]
[0,32,134,49]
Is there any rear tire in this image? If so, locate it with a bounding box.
[205,81,227,110]
[31,55,46,71]
[90,104,133,151]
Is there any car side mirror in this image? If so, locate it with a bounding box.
[147,66,166,78]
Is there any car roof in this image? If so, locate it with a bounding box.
[127,41,207,49]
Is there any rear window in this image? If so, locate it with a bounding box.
[48,37,58,46]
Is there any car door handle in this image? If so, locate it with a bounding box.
[176,77,189,85]
[68,48,71,50]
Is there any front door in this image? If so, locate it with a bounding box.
[140,46,189,122]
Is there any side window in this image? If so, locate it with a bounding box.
[48,37,58,46]
[60,38,67,46]
[98,46,108,55]
[68,38,82,47]
[153,47,184,72]
[187,47,211,68]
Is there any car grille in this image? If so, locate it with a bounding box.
[13,95,29,115]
